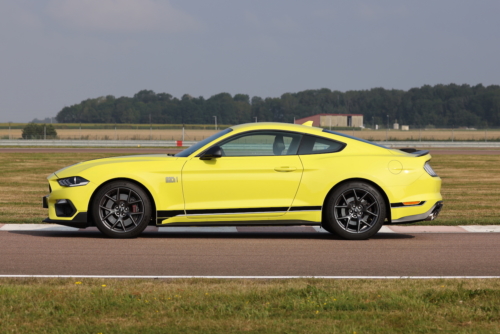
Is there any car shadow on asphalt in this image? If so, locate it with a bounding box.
[7,231,415,240]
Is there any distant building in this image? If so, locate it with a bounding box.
[294,114,363,127]
[393,119,399,130]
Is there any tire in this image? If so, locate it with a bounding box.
[324,182,386,240]
[92,181,152,238]
[319,222,336,234]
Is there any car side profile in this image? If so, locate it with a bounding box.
[43,122,443,240]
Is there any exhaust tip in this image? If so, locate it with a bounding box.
[425,202,443,221]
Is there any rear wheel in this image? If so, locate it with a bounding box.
[324,182,386,240]
[92,181,152,238]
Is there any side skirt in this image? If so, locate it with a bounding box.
[156,220,321,227]
[156,207,323,226]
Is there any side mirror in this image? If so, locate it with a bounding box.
[200,145,222,160]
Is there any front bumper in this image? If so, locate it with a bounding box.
[391,201,443,224]
[43,174,96,227]
[43,213,90,228]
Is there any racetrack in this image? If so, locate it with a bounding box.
[1,229,499,276]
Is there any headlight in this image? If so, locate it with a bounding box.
[424,162,438,177]
[58,176,90,187]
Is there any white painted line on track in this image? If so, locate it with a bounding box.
[157,226,238,233]
[314,226,395,233]
[378,226,396,233]
[460,225,500,233]
[0,224,79,232]
[312,226,329,233]
[1,275,500,279]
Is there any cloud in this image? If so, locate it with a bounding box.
[244,11,299,33]
[357,3,409,21]
[0,2,42,30]
[272,16,300,33]
[244,12,261,28]
[47,0,200,33]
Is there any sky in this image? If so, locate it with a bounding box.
[0,0,499,122]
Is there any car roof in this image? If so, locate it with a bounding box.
[230,122,325,136]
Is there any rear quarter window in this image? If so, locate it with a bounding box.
[298,135,346,155]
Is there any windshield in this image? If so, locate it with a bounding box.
[322,129,388,149]
[175,128,233,157]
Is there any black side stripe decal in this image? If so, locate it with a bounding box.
[187,207,289,215]
[289,206,322,211]
[157,206,322,218]
[390,201,426,208]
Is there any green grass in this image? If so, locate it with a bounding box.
[0,278,499,333]
[0,152,499,225]
[430,155,500,225]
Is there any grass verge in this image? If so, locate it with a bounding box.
[0,152,499,225]
[0,278,499,333]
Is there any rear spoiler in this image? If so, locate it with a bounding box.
[399,148,430,157]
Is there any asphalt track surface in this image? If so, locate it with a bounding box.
[1,230,499,276]
[1,147,500,155]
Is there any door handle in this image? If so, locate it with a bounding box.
[274,166,296,172]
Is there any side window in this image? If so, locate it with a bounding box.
[219,131,303,156]
[298,135,345,155]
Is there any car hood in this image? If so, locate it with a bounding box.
[54,154,178,179]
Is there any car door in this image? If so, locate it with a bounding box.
[181,131,304,220]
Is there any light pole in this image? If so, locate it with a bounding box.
[213,116,217,130]
[386,115,389,141]
[254,117,257,123]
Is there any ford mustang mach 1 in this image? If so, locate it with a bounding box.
[43,122,443,240]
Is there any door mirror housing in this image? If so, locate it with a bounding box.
[200,145,222,160]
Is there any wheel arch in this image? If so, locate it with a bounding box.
[321,178,391,224]
[87,178,158,226]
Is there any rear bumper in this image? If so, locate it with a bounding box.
[390,201,443,224]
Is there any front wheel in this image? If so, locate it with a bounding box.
[92,181,152,238]
[324,182,386,240]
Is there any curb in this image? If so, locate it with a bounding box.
[1,224,500,233]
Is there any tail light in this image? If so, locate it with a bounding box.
[424,161,438,177]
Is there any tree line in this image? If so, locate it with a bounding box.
[55,84,500,128]
[22,123,57,139]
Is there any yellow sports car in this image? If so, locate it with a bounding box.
[43,122,442,240]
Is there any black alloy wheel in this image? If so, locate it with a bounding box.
[325,182,386,240]
[92,181,152,238]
